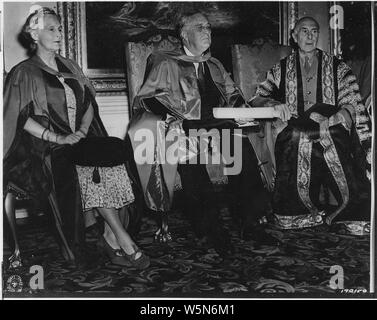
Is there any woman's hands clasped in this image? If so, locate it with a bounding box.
[56,132,84,145]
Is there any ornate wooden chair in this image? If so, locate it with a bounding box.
[3,184,75,270]
[231,38,292,101]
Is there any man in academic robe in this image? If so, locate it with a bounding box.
[127,11,284,253]
[251,17,371,230]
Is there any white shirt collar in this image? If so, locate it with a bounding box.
[184,46,195,57]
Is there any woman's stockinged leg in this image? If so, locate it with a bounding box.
[103,221,120,250]
[96,207,141,259]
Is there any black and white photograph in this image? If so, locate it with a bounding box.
[1,1,375,302]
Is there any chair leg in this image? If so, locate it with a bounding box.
[154,212,172,243]
[47,192,75,261]
[4,192,22,268]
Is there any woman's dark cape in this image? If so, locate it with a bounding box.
[3,54,108,260]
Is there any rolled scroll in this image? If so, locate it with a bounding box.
[213,107,279,119]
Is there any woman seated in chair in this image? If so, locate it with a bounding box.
[3,7,149,269]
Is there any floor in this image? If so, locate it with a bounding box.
[2,192,371,298]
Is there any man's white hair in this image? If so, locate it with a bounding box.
[176,12,207,40]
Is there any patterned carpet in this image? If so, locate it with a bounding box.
[2,192,370,298]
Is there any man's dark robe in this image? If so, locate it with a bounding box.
[252,49,371,231]
[3,54,108,260]
[128,50,275,212]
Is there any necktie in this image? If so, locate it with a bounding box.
[304,56,311,74]
[197,62,205,91]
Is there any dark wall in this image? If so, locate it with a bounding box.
[85,2,280,73]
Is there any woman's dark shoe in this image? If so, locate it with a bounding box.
[122,245,150,270]
[100,236,133,267]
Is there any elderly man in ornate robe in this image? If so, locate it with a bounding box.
[128,12,280,252]
[251,17,371,231]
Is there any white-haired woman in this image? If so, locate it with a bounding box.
[4,7,149,269]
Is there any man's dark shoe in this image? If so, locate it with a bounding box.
[196,229,234,256]
[242,225,280,246]
[213,239,234,256]
[209,228,234,256]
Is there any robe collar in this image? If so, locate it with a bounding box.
[28,54,96,96]
[161,47,212,63]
